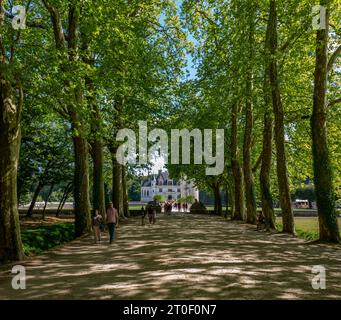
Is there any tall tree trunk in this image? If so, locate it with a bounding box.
[69,6,91,237]
[56,183,72,217]
[43,2,91,237]
[213,184,222,216]
[260,112,276,230]
[42,184,54,220]
[311,0,340,243]
[83,40,106,223]
[56,193,66,217]
[122,166,130,218]
[104,183,111,206]
[260,27,276,231]
[0,1,24,262]
[72,134,91,237]
[110,146,123,216]
[231,103,245,221]
[91,139,106,222]
[243,81,257,224]
[243,0,257,225]
[213,187,218,215]
[268,0,294,234]
[228,172,235,218]
[27,160,52,217]
[224,184,229,218]
[0,81,24,262]
[61,190,71,212]
[26,181,44,217]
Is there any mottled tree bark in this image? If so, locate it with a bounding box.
[43,1,91,236]
[213,183,222,216]
[243,82,257,224]
[122,166,130,218]
[260,112,276,230]
[260,26,276,231]
[311,0,340,243]
[0,2,25,261]
[243,1,257,225]
[82,38,106,223]
[91,139,106,221]
[231,103,245,221]
[268,0,294,234]
[72,133,91,237]
[224,185,229,218]
[228,172,235,218]
[110,146,123,216]
[0,81,24,262]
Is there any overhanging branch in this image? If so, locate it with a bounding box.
[328,45,341,73]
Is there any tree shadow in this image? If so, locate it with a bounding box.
[0,215,340,300]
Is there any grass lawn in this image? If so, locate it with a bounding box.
[129,205,144,210]
[276,217,341,241]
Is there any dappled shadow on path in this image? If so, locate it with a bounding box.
[0,214,340,300]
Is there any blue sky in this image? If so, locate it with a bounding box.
[149,0,197,174]
[175,0,198,80]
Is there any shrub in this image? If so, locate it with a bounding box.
[21,223,74,256]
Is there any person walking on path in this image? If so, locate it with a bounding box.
[107,203,119,244]
[92,209,103,244]
[147,205,156,225]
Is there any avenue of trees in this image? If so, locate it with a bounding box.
[0,0,340,263]
[169,0,340,240]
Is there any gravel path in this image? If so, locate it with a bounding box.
[0,214,340,300]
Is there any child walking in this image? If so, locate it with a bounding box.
[92,209,103,244]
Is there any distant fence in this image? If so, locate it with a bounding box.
[19,208,74,216]
[19,202,74,210]
[277,210,319,217]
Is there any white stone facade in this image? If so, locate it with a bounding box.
[141,171,199,203]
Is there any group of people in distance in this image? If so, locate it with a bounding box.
[164,201,189,214]
[92,201,268,242]
[91,202,119,244]
[140,200,194,225]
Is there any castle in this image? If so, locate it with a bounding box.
[141,171,199,203]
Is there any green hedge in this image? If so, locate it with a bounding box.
[21,223,75,256]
